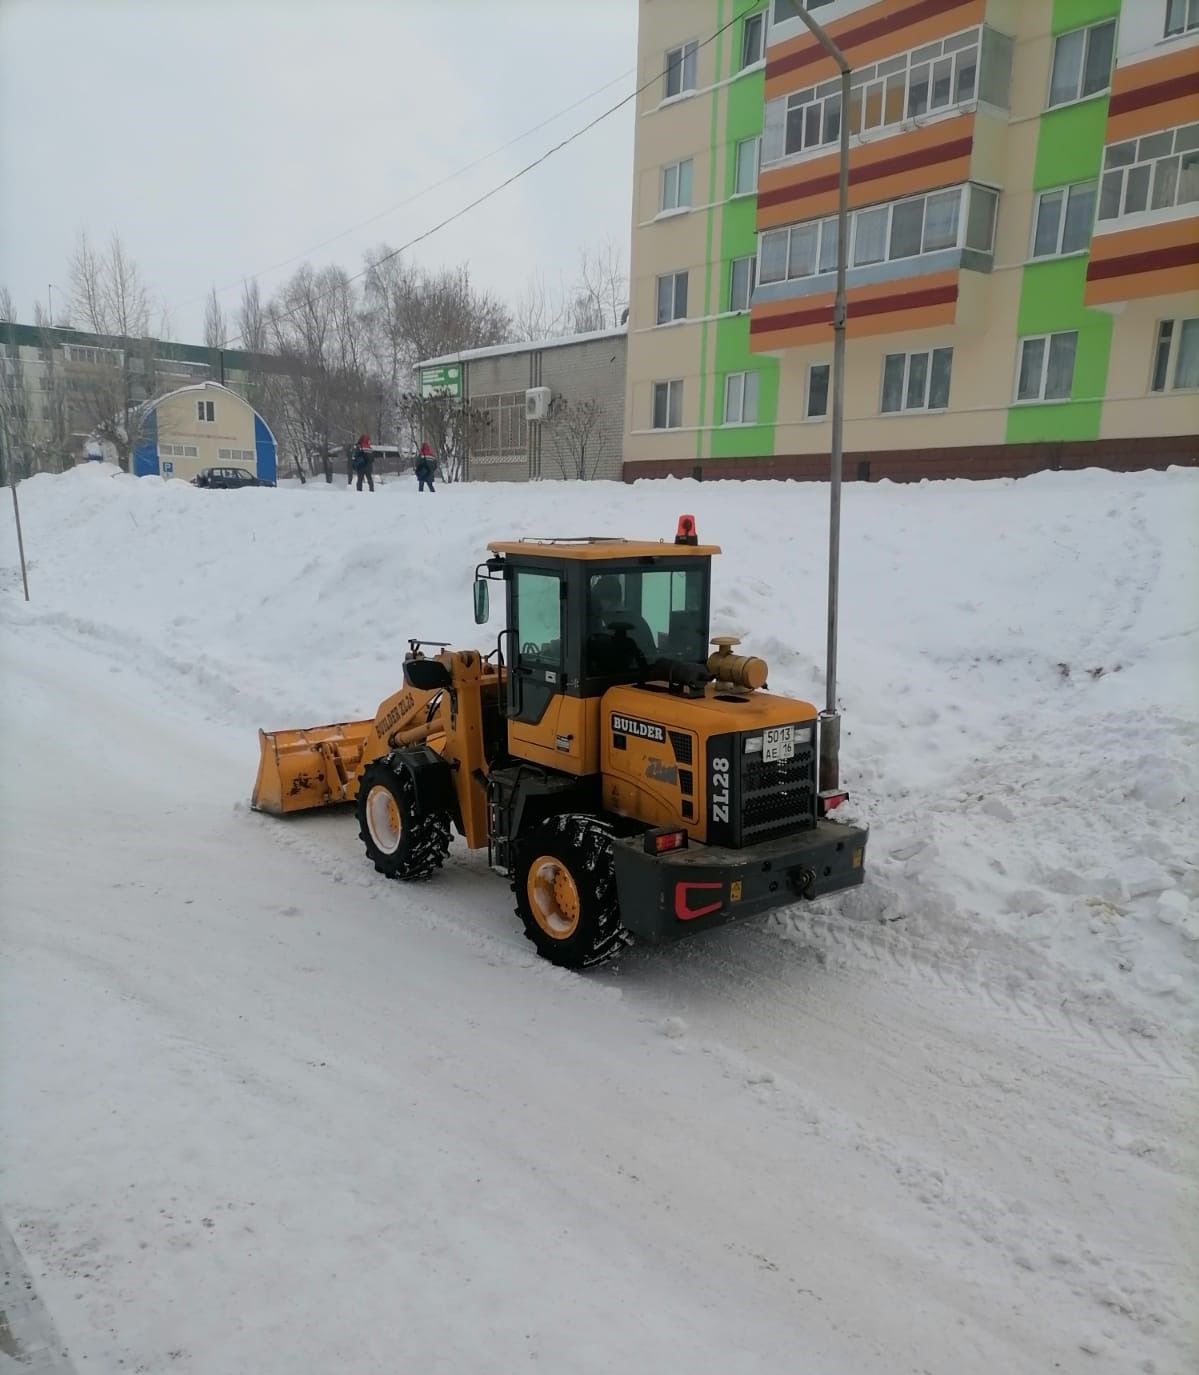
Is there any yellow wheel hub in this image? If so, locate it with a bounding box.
[366,785,402,855]
[527,855,581,940]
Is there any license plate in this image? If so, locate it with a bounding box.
[763,725,794,763]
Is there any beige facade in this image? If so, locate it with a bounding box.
[150,385,264,483]
[623,0,1198,481]
[134,382,276,484]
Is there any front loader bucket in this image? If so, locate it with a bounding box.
[252,720,376,815]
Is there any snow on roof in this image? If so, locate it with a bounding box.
[416,325,627,370]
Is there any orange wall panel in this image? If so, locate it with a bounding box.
[1085,218,1199,305]
[765,0,985,102]
[757,116,975,228]
[750,269,959,350]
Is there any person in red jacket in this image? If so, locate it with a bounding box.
[351,434,374,492]
[415,442,436,493]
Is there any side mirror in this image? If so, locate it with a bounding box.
[473,578,490,625]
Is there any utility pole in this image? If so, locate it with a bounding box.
[0,423,30,602]
[792,2,852,799]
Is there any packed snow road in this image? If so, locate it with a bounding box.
[1,466,1195,1374]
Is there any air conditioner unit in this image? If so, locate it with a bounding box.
[525,386,552,422]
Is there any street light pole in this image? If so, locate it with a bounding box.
[791,3,852,797]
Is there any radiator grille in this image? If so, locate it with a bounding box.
[740,742,815,844]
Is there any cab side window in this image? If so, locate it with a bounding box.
[515,571,562,668]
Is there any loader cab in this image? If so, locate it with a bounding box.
[482,536,720,777]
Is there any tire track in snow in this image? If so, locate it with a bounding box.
[771,899,1190,1081]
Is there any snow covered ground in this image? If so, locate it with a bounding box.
[1,464,1195,1374]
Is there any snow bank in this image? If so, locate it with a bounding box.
[3,462,1196,1034]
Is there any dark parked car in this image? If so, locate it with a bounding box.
[191,467,271,489]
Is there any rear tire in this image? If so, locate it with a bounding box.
[513,815,627,968]
[357,758,451,881]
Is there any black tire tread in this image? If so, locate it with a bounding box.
[511,814,629,969]
[356,757,451,882]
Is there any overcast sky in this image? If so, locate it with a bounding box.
[0,0,638,342]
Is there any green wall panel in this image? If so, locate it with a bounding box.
[703,2,778,461]
[1051,0,1121,34]
[1033,96,1110,188]
[695,0,726,457]
[1004,0,1118,445]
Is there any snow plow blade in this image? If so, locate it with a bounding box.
[252,721,376,815]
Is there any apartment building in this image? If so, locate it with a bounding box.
[0,322,268,470]
[623,0,1198,480]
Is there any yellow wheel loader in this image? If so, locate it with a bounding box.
[252,518,867,967]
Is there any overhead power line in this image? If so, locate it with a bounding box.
[216,8,745,351]
[176,65,637,319]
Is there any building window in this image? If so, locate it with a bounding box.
[762,28,1012,167]
[197,399,215,422]
[218,447,253,462]
[161,443,200,458]
[1031,182,1097,257]
[65,344,122,366]
[661,158,694,212]
[473,391,528,456]
[1047,20,1115,108]
[758,184,995,286]
[1165,0,1199,37]
[806,363,830,419]
[652,380,683,429]
[1151,319,1199,391]
[724,372,760,425]
[734,137,760,195]
[729,256,756,311]
[881,348,953,413]
[656,271,689,325]
[664,40,698,99]
[741,12,765,69]
[1098,123,1199,221]
[156,358,210,379]
[1016,332,1077,402]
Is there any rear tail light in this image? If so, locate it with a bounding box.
[645,827,689,855]
[818,790,848,816]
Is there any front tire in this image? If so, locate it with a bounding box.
[357,758,450,881]
[513,815,626,968]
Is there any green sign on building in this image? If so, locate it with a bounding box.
[419,363,462,399]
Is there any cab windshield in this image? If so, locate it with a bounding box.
[586,566,707,677]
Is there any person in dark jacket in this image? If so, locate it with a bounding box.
[415,442,436,493]
[352,434,374,492]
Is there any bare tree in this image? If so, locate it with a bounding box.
[1,303,72,479]
[64,231,157,469]
[511,273,570,343]
[236,276,299,481]
[545,395,610,481]
[570,238,628,334]
[265,263,378,482]
[69,230,152,339]
[204,286,227,348]
[364,250,512,378]
[0,286,13,323]
[395,388,487,485]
